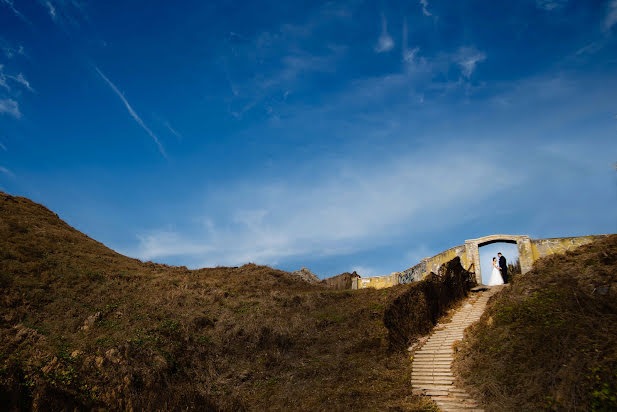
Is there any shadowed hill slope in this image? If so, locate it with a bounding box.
[0,192,439,410]
[453,234,617,411]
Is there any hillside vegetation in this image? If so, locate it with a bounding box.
[453,234,617,411]
[0,192,448,411]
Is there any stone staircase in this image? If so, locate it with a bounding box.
[411,286,503,411]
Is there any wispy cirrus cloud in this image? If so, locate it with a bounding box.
[536,0,568,11]
[0,166,15,177]
[0,65,34,93]
[39,0,89,30]
[8,73,34,92]
[0,142,6,151]
[44,0,57,21]
[402,18,420,63]
[375,13,394,53]
[129,142,519,269]
[1,0,29,23]
[605,0,617,31]
[164,121,182,140]
[0,98,21,118]
[419,0,432,16]
[95,66,167,158]
[455,47,486,78]
[2,43,25,59]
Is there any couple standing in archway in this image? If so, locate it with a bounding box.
[487,253,508,286]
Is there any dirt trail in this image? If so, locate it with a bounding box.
[411,286,504,411]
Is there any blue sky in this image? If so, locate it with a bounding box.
[1,0,616,278]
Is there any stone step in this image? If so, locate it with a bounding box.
[424,390,472,398]
[411,384,454,391]
[412,379,455,385]
[413,371,454,376]
[413,370,452,374]
[412,369,452,373]
[412,361,452,366]
[414,354,453,358]
[413,375,455,380]
[434,401,482,410]
[411,290,491,411]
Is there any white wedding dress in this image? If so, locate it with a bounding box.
[487,261,505,286]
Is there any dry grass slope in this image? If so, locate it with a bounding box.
[0,192,442,411]
[453,234,617,411]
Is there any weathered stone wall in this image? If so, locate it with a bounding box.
[354,233,613,289]
[531,235,609,260]
[399,260,426,284]
[355,273,399,289]
[398,245,468,285]
[322,271,360,290]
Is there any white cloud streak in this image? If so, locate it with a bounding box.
[0,65,34,93]
[164,121,182,140]
[0,166,15,177]
[605,0,617,31]
[0,99,21,118]
[94,66,167,158]
[1,0,29,23]
[455,47,486,78]
[7,73,34,92]
[45,0,57,21]
[402,18,420,64]
[2,44,25,59]
[420,0,432,16]
[375,13,394,53]
[536,0,568,11]
[130,143,518,269]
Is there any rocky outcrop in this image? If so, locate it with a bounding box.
[291,267,321,284]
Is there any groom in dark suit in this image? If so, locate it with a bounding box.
[498,252,508,284]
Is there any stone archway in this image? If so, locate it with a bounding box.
[465,235,534,284]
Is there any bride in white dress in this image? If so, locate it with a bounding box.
[487,257,505,286]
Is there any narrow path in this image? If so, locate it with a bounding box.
[411,286,503,411]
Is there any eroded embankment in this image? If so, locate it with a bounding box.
[384,257,477,351]
[453,234,617,411]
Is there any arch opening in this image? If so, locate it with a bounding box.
[478,242,519,285]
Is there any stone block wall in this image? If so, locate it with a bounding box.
[531,235,609,261]
[353,233,613,290]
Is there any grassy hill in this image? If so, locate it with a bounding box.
[0,192,442,411]
[453,234,617,411]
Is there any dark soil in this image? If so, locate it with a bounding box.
[453,234,617,411]
[0,192,440,411]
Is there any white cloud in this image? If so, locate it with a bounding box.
[1,0,29,23]
[605,0,617,31]
[130,143,518,269]
[2,44,25,59]
[0,65,34,93]
[0,98,21,118]
[375,14,394,53]
[136,231,213,261]
[455,47,486,78]
[164,121,182,140]
[45,0,57,21]
[95,66,167,158]
[536,0,568,10]
[7,73,34,92]
[0,166,15,177]
[402,18,420,63]
[0,142,6,151]
[420,0,432,16]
